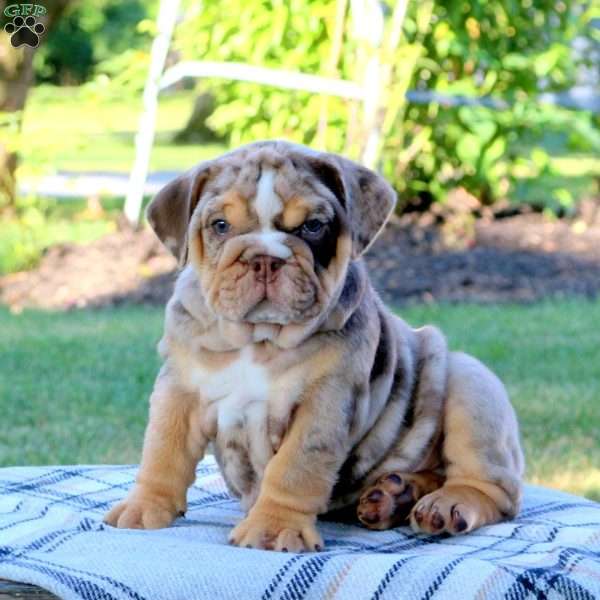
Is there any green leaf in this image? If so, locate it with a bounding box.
[481,137,507,170]
[502,53,530,70]
[554,188,574,208]
[456,134,483,165]
[534,46,562,78]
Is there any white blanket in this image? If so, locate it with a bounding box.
[1,457,599,599]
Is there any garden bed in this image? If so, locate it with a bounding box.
[2,211,600,310]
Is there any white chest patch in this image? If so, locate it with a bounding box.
[190,347,270,431]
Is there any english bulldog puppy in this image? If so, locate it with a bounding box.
[105,140,524,552]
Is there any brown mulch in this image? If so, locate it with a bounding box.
[2,211,600,311]
[369,212,600,305]
[0,229,177,311]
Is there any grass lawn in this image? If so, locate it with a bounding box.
[0,201,116,275]
[20,85,226,174]
[1,300,599,501]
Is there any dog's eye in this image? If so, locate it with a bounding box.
[302,219,324,236]
[211,219,230,235]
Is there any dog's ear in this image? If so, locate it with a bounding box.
[146,163,213,265]
[305,154,396,258]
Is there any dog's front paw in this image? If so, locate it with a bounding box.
[104,487,181,530]
[229,500,323,552]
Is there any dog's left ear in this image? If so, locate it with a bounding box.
[305,153,397,258]
[146,162,213,265]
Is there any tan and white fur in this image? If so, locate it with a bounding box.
[105,141,524,552]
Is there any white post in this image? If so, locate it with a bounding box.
[361,55,383,169]
[123,0,180,226]
[350,0,384,169]
[359,0,409,169]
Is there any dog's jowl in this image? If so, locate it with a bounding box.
[104,141,524,551]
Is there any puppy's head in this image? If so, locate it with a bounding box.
[148,141,395,340]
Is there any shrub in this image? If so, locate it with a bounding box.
[174,0,599,210]
[34,0,155,85]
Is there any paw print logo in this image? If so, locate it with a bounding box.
[4,15,45,48]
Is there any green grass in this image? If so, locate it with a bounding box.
[0,197,119,274]
[20,85,227,174]
[1,300,599,501]
[0,305,163,465]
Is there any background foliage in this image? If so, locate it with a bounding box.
[172,0,600,211]
[33,0,153,85]
[17,0,600,214]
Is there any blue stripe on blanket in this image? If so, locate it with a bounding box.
[0,457,599,600]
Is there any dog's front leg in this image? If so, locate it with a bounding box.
[104,368,208,529]
[229,381,351,552]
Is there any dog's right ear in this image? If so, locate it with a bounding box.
[299,152,396,258]
[146,163,213,266]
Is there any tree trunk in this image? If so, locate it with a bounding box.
[0,0,70,210]
[173,92,218,144]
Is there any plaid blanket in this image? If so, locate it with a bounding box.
[1,457,599,600]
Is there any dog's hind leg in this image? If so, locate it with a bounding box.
[410,352,524,535]
[357,470,444,529]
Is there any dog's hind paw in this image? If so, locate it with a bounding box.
[410,485,502,535]
[357,473,417,530]
[357,471,445,530]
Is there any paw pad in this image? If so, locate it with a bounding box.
[451,507,468,532]
[366,489,383,502]
[4,15,45,48]
[357,473,416,530]
[430,510,445,530]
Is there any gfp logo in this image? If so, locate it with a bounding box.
[4,4,47,17]
[3,4,46,48]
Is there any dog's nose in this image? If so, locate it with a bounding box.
[249,255,285,283]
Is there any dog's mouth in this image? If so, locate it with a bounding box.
[244,299,291,325]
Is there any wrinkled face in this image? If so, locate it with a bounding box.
[147,141,396,342]
[189,155,352,326]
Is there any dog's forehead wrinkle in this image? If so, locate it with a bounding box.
[237,174,259,199]
[238,160,260,184]
[205,167,236,195]
[252,146,286,169]
[272,161,304,200]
